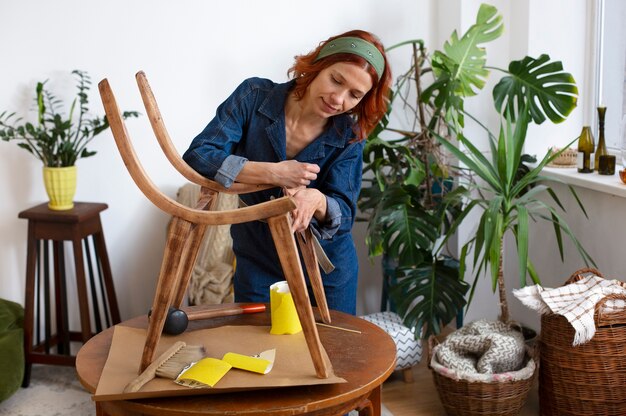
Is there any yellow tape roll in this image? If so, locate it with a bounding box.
[269,281,302,335]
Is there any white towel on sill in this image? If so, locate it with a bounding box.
[513,275,626,345]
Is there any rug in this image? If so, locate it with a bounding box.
[0,364,393,416]
[0,365,92,415]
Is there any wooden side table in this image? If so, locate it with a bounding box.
[76,308,397,416]
[19,202,121,387]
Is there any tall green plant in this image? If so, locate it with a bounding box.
[359,2,593,334]
[427,5,593,322]
[438,112,593,321]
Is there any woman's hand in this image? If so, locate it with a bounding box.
[271,161,320,188]
[285,187,327,232]
[236,160,319,188]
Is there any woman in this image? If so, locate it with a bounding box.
[183,30,392,315]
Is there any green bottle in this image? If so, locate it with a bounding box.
[594,106,607,171]
[577,126,594,173]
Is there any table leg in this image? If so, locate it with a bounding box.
[93,225,121,325]
[22,224,37,387]
[84,237,103,333]
[368,385,382,416]
[53,241,70,354]
[355,399,374,416]
[72,237,93,342]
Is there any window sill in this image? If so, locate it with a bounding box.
[542,165,626,198]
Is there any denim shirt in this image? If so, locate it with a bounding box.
[182,77,364,314]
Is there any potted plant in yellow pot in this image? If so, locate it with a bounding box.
[0,70,138,210]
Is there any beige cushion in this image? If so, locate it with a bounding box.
[175,183,238,305]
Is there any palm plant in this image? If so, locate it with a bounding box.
[426,6,594,323]
[439,110,594,322]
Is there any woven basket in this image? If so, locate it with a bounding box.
[429,335,536,416]
[539,268,626,416]
[547,146,578,167]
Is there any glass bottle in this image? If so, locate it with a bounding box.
[594,106,607,171]
[577,126,594,173]
[620,115,626,168]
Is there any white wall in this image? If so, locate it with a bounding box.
[0,0,432,320]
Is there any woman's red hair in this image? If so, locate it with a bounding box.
[287,30,392,142]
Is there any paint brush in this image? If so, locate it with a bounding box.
[124,341,205,393]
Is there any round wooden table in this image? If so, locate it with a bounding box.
[76,306,396,416]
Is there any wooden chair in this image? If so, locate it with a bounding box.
[98,71,331,378]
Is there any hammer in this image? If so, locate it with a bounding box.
[151,303,267,335]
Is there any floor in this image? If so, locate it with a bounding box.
[382,358,539,416]
[0,364,394,416]
[0,353,541,416]
[0,365,93,416]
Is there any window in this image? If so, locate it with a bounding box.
[596,0,626,154]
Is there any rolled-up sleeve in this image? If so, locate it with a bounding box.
[309,140,364,240]
[310,196,341,240]
[215,155,248,188]
[182,80,255,188]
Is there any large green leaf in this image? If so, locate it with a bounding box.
[379,187,440,266]
[493,54,578,124]
[422,3,503,125]
[391,259,469,338]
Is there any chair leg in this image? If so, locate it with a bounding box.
[267,214,329,379]
[171,223,208,308]
[171,187,216,307]
[295,229,331,324]
[140,217,192,372]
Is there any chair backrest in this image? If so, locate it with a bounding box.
[98,77,295,226]
[134,71,271,195]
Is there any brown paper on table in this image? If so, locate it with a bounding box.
[93,325,345,401]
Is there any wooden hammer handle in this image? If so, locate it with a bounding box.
[183,303,266,321]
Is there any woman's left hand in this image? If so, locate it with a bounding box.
[285,187,327,232]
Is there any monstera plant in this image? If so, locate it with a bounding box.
[359,3,593,336]
[358,37,470,337]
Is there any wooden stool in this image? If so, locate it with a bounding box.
[19,202,121,387]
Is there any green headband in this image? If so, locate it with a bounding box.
[315,36,385,80]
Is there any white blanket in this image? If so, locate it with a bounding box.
[513,275,626,345]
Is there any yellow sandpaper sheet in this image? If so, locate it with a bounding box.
[94,325,345,401]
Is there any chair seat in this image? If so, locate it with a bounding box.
[361,311,422,370]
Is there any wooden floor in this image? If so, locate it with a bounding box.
[381,358,539,416]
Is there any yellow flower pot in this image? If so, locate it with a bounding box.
[43,166,77,211]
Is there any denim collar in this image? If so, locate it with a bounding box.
[258,80,353,161]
